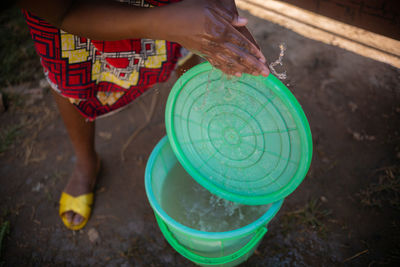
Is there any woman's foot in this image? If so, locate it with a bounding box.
[62,153,100,227]
[51,90,99,229]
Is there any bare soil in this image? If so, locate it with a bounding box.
[1,8,400,267]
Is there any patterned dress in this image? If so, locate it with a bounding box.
[24,0,183,120]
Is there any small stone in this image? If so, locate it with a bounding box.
[352,132,363,141]
[320,196,328,203]
[39,79,50,89]
[32,182,43,192]
[88,228,100,244]
[136,155,144,165]
[365,135,376,141]
[348,101,358,112]
[322,157,330,164]
[25,88,44,106]
[98,131,112,140]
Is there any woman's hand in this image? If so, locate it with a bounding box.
[220,0,260,50]
[161,0,269,77]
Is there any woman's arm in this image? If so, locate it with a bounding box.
[18,0,162,40]
[18,0,269,77]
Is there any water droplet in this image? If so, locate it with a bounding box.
[269,43,287,80]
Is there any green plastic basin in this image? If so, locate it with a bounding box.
[145,136,283,267]
[165,62,312,205]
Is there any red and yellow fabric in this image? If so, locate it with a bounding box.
[23,0,182,120]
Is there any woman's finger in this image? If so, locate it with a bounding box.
[222,42,269,76]
[213,18,264,62]
[236,26,260,50]
[232,16,248,27]
[207,50,246,76]
[206,43,266,77]
[206,4,264,62]
[217,54,250,75]
[207,57,237,76]
[213,1,248,27]
[226,27,266,63]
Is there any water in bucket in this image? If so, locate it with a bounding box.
[161,162,271,232]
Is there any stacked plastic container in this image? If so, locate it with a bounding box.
[145,62,312,266]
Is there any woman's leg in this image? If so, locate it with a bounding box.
[51,90,99,226]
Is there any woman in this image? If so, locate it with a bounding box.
[18,0,269,230]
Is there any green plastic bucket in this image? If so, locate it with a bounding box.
[145,136,283,267]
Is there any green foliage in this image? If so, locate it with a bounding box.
[281,199,331,236]
[0,125,21,153]
[358,166,400,210]
[0,221,10,261]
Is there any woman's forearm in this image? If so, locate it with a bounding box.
[18,0,170,41]
[19,0,269,76]
[61,1,172,41]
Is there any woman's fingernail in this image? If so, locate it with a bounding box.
[260,54,266,63]
[236,16,248,25]
[262,70,270,77]
[235,72,242,77]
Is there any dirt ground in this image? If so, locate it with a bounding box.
[1,6,400,267]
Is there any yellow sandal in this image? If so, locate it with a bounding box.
[59,192,94,230]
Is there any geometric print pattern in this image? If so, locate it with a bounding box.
[23,0,182,120]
